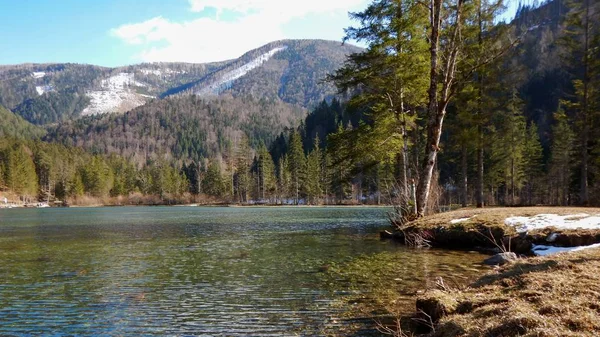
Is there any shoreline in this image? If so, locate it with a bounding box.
[408,247,600,336]
[371,206,600,336]
[2,203,393,209]
[383,206,600,255]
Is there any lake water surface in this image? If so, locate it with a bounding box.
[0,207,486,336]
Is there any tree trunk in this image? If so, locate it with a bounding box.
[416,0,463,216]
[416,0,442,217]
[475,2,484,209]
[401,133,409,202]
[476,127,484,208]
[511,158,515,206]
[461,145,468,207]
[580,0,590,205]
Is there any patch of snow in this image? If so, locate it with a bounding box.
[450,217,471,224]
[195,46,287,96]
[32,72,46,78]
[532,243,600,256]
[36,85,53,95]
[505,213,600,233]
[527,25,540,32]
[139,68,182,76]
[140,69,163,76]
[82,72,151,116]
[101,72,146,89]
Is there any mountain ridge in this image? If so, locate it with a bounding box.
[0,39,361,125]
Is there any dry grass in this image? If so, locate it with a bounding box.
[409,207,600,229]
[421,247,600,337]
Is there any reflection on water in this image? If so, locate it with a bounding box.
[0,207,486,335]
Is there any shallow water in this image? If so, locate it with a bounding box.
[0,206,487,336]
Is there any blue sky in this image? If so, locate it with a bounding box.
[0,0,520,67]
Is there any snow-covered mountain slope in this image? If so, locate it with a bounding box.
[195,46,287,96]
[82,72,153,116]
[32,71,46,79]
[168,40,362,108]
[1,39,360,124]
[35,85,54,95]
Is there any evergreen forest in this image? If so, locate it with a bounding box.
[0,0,599,213]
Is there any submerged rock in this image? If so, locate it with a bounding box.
[483,252,517,266]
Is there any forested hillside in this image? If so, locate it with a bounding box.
[0,105,45,139]
[45,95,305,165]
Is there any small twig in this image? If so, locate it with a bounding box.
[475,227,512,253]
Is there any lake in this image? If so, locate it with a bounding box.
[0,206,487,336]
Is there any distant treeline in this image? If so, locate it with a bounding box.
[0,138,188,205]
[0,99,397,206]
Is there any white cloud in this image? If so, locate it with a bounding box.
[189,0,363,18]
[111,0,366,63]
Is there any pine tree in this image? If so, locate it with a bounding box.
[5,144,38,199]
[203,161,225,198]
[278,155,292,204]
[288,131,305,204]
[0,160,4,190]
[549,106,575,205]
[69,172,85,198]
[234,136,252,203]
[81,156,114,197]
[503,89,527,205]
[304,136,323,204]
[523,123,543,205]
[256,142,276,201]
[34,148,55,202]
[328,124,354,203]
[331,0,429,203]
[560,0,599,204]
[321,151,333,205]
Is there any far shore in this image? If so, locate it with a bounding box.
[2,202,393,209]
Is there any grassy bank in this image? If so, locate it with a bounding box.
[388,207,600,254]
[348,207,600,336]
[415,247,600,336]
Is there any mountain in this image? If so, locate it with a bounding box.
[0,62,225,125]
[0,40,361,126]
[166,40,362,107]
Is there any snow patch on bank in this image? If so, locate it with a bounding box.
[505,213,600,256]
[195,46,287,96]
[505,213,600,233]
[450,217,472,224]
[82,73,153,116]
[532,243,600,256]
